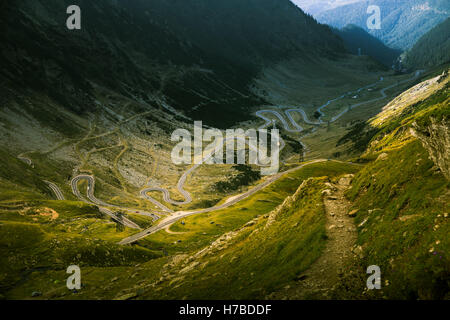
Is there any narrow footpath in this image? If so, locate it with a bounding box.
[267,174,358,299]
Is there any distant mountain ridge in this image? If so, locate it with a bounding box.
[334,24,402,67]
[314,0,450,50]
[291,0,363,15]
[404,18,450,69]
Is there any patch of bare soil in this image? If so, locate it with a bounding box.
[21,207,59,220]
[267,175,357,299]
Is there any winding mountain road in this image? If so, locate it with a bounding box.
[71,175,159,228]
[119,159,330,245]
[285,108,321,126]
[43,180,65,200]
[256,71,422,150]
[18,70,421,243]
[18,154,65,201]
[256,110,304,132]
[18,154,33,167]
[257,78,384,131]
[98,207,142,230]
[118,70,423,244]
[16,153,142,229]
[140,135,282,212]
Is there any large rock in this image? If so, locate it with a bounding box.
[348,209,358,217]
[411,117,450,180]
[338,174,354,186]
[376,153,388,161]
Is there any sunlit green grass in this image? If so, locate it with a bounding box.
[139,177,332,299]
[339,140,450,299]
[138,161,360,256]
[0,199,162,297]
[332,78,450,299]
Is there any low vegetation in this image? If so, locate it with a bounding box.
[331,71,450,299]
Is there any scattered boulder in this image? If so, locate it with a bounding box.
[115,292,138,300]
[411,118,450,180]
[324,182,337,191]
[338,174,354,186]
[295,274,308,281]
[348,209,358,217]
[377,153,389,161]
[31,291,42,297]
[244,221,256,227]
[353,245,364,259]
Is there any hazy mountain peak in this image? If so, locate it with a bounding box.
[314,0,450,49]
[291,0,363,14]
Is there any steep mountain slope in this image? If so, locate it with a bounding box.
[1,0,447,301]
[333,24,402,67]
[315,0,450,50]
[404,18,450,69]
[0,0,372,298]
[138,69,448,300]
[0,0,345,129]
[135,0,345,63]
[0,0,385,222]
[333,69,449,299]
[29,68,445,301]
[0,0,353,218]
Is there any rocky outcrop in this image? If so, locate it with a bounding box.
[411,117,450,180]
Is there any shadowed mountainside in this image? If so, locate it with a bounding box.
[0,0,346,128]
[333,24,402,67]
[404,18,450,70]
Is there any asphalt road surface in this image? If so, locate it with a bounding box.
[71,175,158,229]
[119,159,329,245]
[43,180,65,200]
[121,71,423,244]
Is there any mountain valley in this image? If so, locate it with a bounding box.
[0,0,448,301]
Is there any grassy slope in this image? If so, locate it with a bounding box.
[142,177,331,299]
[0,200,162,297]
[137,162,360,256]
[2,161,359,299]
[0,150,163,297]
[130,162,360,299]
[333,71,450,299]
[0,149,49,201]
[2,70,448,300]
